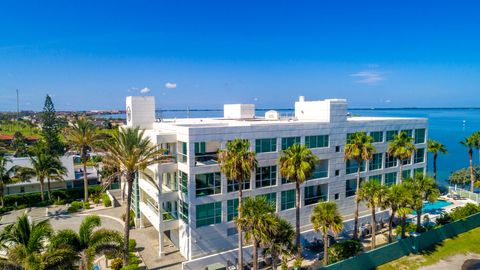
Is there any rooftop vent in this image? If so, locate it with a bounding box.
[265,110,280,120]
[224,104,255,119]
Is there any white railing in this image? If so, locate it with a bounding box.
[448,186,480,203]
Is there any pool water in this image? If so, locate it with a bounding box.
[416,200,453,215]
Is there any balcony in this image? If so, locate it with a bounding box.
[194,141,221,167]
[194,153,218,166]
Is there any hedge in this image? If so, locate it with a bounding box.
[3,186,103,207]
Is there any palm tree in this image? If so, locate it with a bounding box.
[310,201,343,266]
[65,116,106,203]
[235,196,277,270]
[0,156,23,207]
[279,143,318,253]
[357,180,387,249]
[405,174,439,232]
[262,216,296,270]
[344,131,376,239]
[49,215,123,270]
[387,131,416,183]
[102,127,165,265]
[218,138,257,269]
[0,214,76,270]
[382,183,411,243]
[460,132,480,192]
[427,139,448,181]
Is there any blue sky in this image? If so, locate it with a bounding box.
[1,1,480,111]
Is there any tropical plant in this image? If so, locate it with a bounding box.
[387,131,416,183]
[448,166,480,187]
[279,143,318,252]
[357,180,387,249]
[427,139,448,180]
[262,216,296,270]
[11,131,29,157]
[49,215,123,270]
[40,95,65,156]
[65,116,106,202]
[382,183,411,242]
[405,173,440,232]
[0,214,76,270]
[218,138,257,269]
[344,131,376,239]
[327,240,362,264]
[102,127,165,265]
[460,132,480,192]
[235,196,277,270]
[310,201,343,266]
[0,156,23,207]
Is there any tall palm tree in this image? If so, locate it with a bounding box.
[460,132,480,192]
[427,139,448,181]
[0,214,76,270]
[382,183,411,243]
[387,131,416,183]
[279,143,318,254]
[405,174,439,232]
[344,131,376,239]
[357,180,387,249]
[310,201,343,266]
[235,196,277,270]
[0,156,23,207]
[262,216,296,270]
[49,215,123,270]
[102,127,165,265]
[218,138,257,269]
[65,116,106,203]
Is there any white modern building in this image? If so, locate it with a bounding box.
[125,96,428,268]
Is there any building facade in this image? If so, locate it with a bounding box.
[125,96,428,265]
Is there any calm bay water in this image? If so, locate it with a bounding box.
[100,108,480,187]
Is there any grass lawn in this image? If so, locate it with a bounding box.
[378,226,480,270]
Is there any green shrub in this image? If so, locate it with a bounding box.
[110,258,123,270]
[436,213,453,226]
[84,202,91,209]
[68,201,84,213]
[122,210,135,227]
[395,222,416,236]
[120,265,139,270]
[129,239,137,252]
[328,240,363,264]
[53,199,66,205]
[102,193,112,207]
[450,203,480,220]
[93,197,100,204]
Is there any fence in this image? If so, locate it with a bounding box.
[449,186,480,203]
[321,211,480,270]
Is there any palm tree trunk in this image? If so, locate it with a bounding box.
[0,182,4,207]
[237,183,243,270]
[371,206,377,249]
[353,167,360,240]
[295,180,301,255]
[323,231,329,266]
[123,172,134,265]
[39,179,45,201]
[47,177,52,201]
[401,216,407,238]
[252,238,258,270]
[271,250,277,270]
[416,207,422,232]
[433,153,438,180]
[83,151,89,203]
[388,211,395,243]
[398,159,403,183]
[469,150,474,192]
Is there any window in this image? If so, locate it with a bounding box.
[227,199,239,221]
[179,200,189,223]
[369,153,383,171]
[414,167,425,176]
[305,135,329,148]
[385,154,397,168]
[402,170,411,179]
[281,177,294,184]
[257,192,277,209]
[281,137,300,150]
[369,174,382,183]
[334,193,339,200]
[308,160,329,179]
[414,148,425,163]
[227,179,250,193]
[335,170,340,176]
[20,186,25,193]
[370,131,384,143]
[346,160,366,174]
[256,138,277,153]
[256,165,277,188]
[401,129,413,138]
[345,178,363,197]
[163,172,178,191]
[402,157,412,165]
[179,171,188,195]
[384,172,397,186]
[335,146,341,152]
[178,141,187,163]
[281,189,296,210]
[194,142,206,155]
[196,202,222,227]
[415,129,426,144]
[304,184,328,205]
[386,130,398,142]
[196,172,221,197]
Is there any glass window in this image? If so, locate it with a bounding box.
[281,189,296,210]
[369,153,383,171]
[305,135,329,148]
[281,137,300,150]
[281,177,294,184]
[346,159,366,174]
[308,160,329,180]
[196,202,222,227]
[177,141,188,163]
[414,167,425,176]
[386,130,398,142]
[402,170,411,179]
[256,138,277,153]
[345,178,363,197]
[179,200,188,223]
[385,154,397,168]
[384,172,397,186]
[257,192,277,210]
[401,129,413,138]
[227,179,250,193]
[256,165,277,188]
[195,172,221,197]
[304,184,328,205]
[163,172,178,191]
[414,148,425,163]
[415,129,426,144]
[369,174,382,183]
[370,131,384,143]
[194,142,206,155]
[179,171,188,195]
[227,199,239,221]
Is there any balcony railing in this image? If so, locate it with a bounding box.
[194,153,218,166]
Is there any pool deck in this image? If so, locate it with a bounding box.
[409,196,471,223]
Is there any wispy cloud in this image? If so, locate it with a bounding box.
[350,70,385,85]
[140,87,151,94]
[165,82,177,89]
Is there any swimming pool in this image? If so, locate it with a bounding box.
[416,200,453,215]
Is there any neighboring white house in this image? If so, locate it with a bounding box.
[124,95,428,269]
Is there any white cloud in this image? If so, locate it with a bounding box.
[350,70,385,85]
[165,82,177,89]
[140,87,151,94]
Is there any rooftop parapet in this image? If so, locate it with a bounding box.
[294,96,347,122]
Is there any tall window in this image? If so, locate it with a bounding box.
[257,192,277,209]
[179,200,189,223]
[305,135,329,148]
[414,148,425,163]
[385,154,397,168]
[370,131,384,143]
[196,202,222,227]
[178,141,187,163]
[369,153,383,171]
[195,172,221,197]
[178,171,188,195]
[384,172,397,186]
[308,160,329,179]
[346,160,366,174]
[304,184,328,205]
[281,137,300,150]
[369,174,382,183]
[227,179,250,193]
[227,199,239,221]
[281,189,296,210]
[256,138,277,153]
[256,165,277,188]
[163,172,178,191]
[386,130,398,142]
[402,170,411,179]
[415,129,426,144]
[345,178,362,197]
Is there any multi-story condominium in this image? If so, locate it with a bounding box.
[125,96,428,268]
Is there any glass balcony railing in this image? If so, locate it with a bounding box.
[194,153,218,166]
